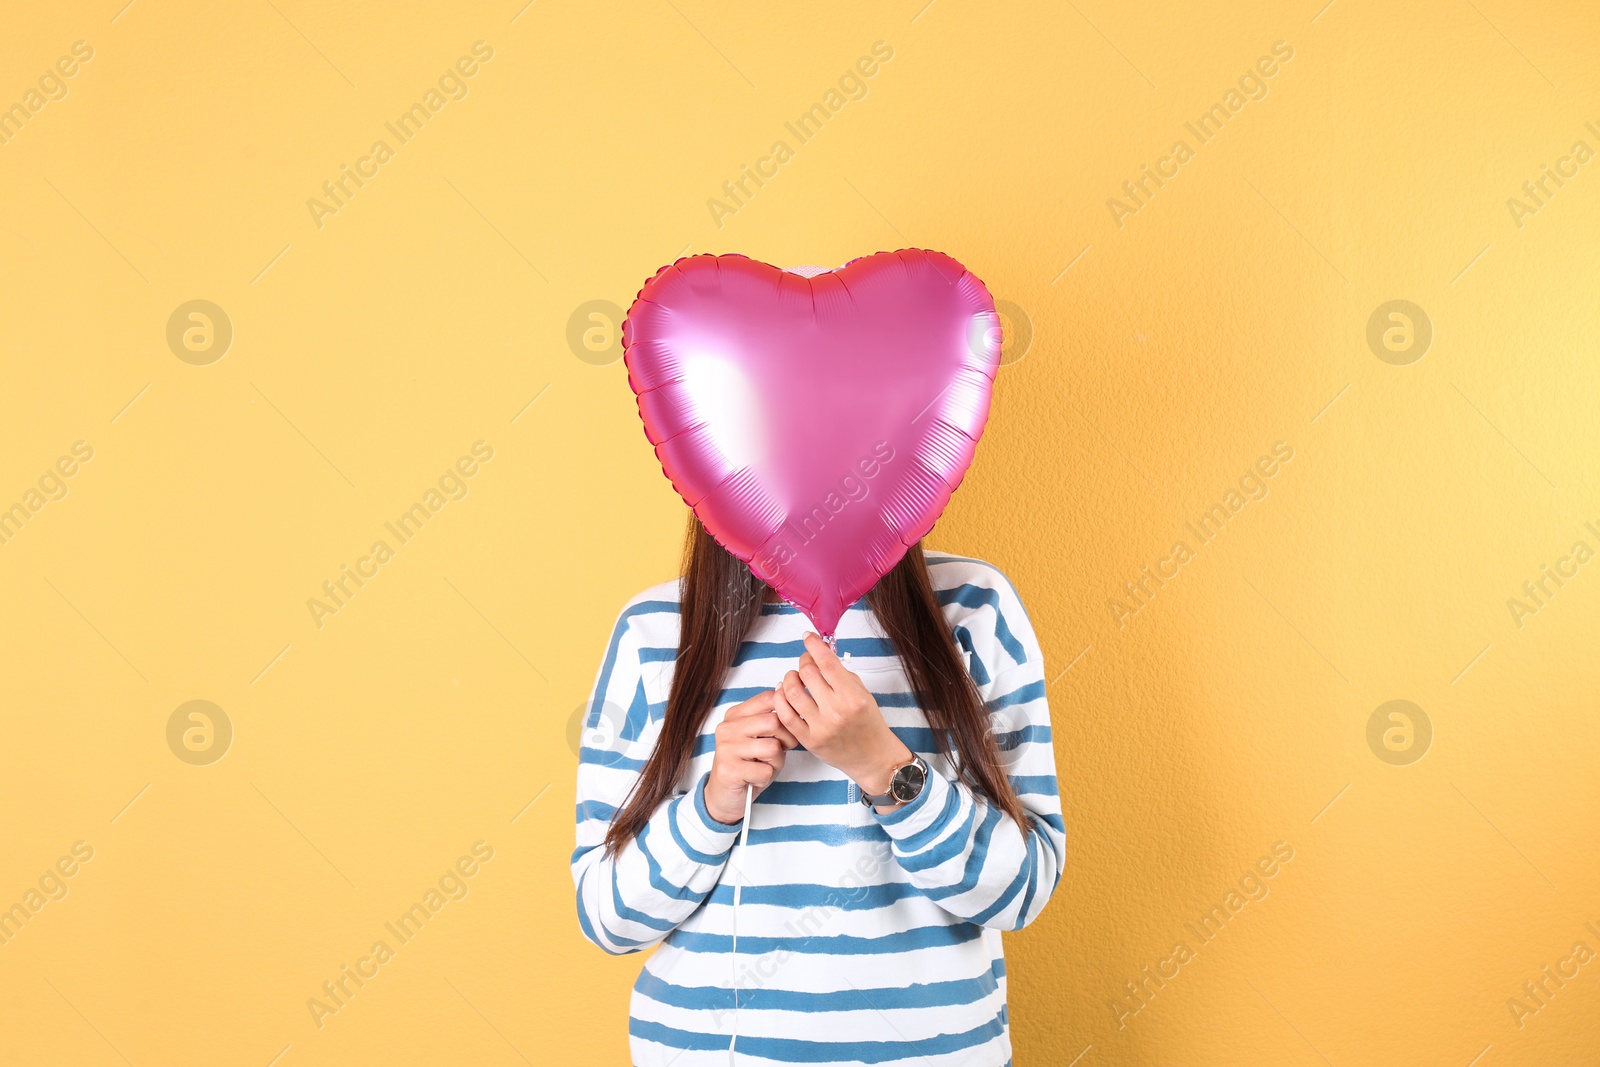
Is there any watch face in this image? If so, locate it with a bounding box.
[890,759,926,802]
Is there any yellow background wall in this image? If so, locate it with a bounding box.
[2,1,1597,1064]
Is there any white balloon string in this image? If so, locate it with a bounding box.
[730,634,840,1062]
[728,780,753,1064]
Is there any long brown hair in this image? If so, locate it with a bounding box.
[602,515,1029,856]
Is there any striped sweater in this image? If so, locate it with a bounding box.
[572,552,1065,1066]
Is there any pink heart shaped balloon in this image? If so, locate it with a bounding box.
[622,249,1001,638]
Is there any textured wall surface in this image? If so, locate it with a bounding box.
[2,2,1597,1065]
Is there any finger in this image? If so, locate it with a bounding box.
[765,716,801,749]
[798,651,844,696]
[723,690,777,721]
[797,659,831,705]
[728,753,776,789]
[735,736,784,766]
[763,747,787,777]
[802,632,854,689]
[772,684,810,747]
[795,647,833,698]
[740,690,779,712]
[738,710,800,750]
[781,669,820,719]
[745,753,780,788]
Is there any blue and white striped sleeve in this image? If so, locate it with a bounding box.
[571,600,742,955]
[872,572,1065,930]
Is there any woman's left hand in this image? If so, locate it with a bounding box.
[773,632,914,794]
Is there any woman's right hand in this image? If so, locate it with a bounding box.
[703,690,799,825]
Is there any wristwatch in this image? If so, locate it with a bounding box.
[859,755,929,808]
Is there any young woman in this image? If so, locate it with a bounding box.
[572,518,1064,1066]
